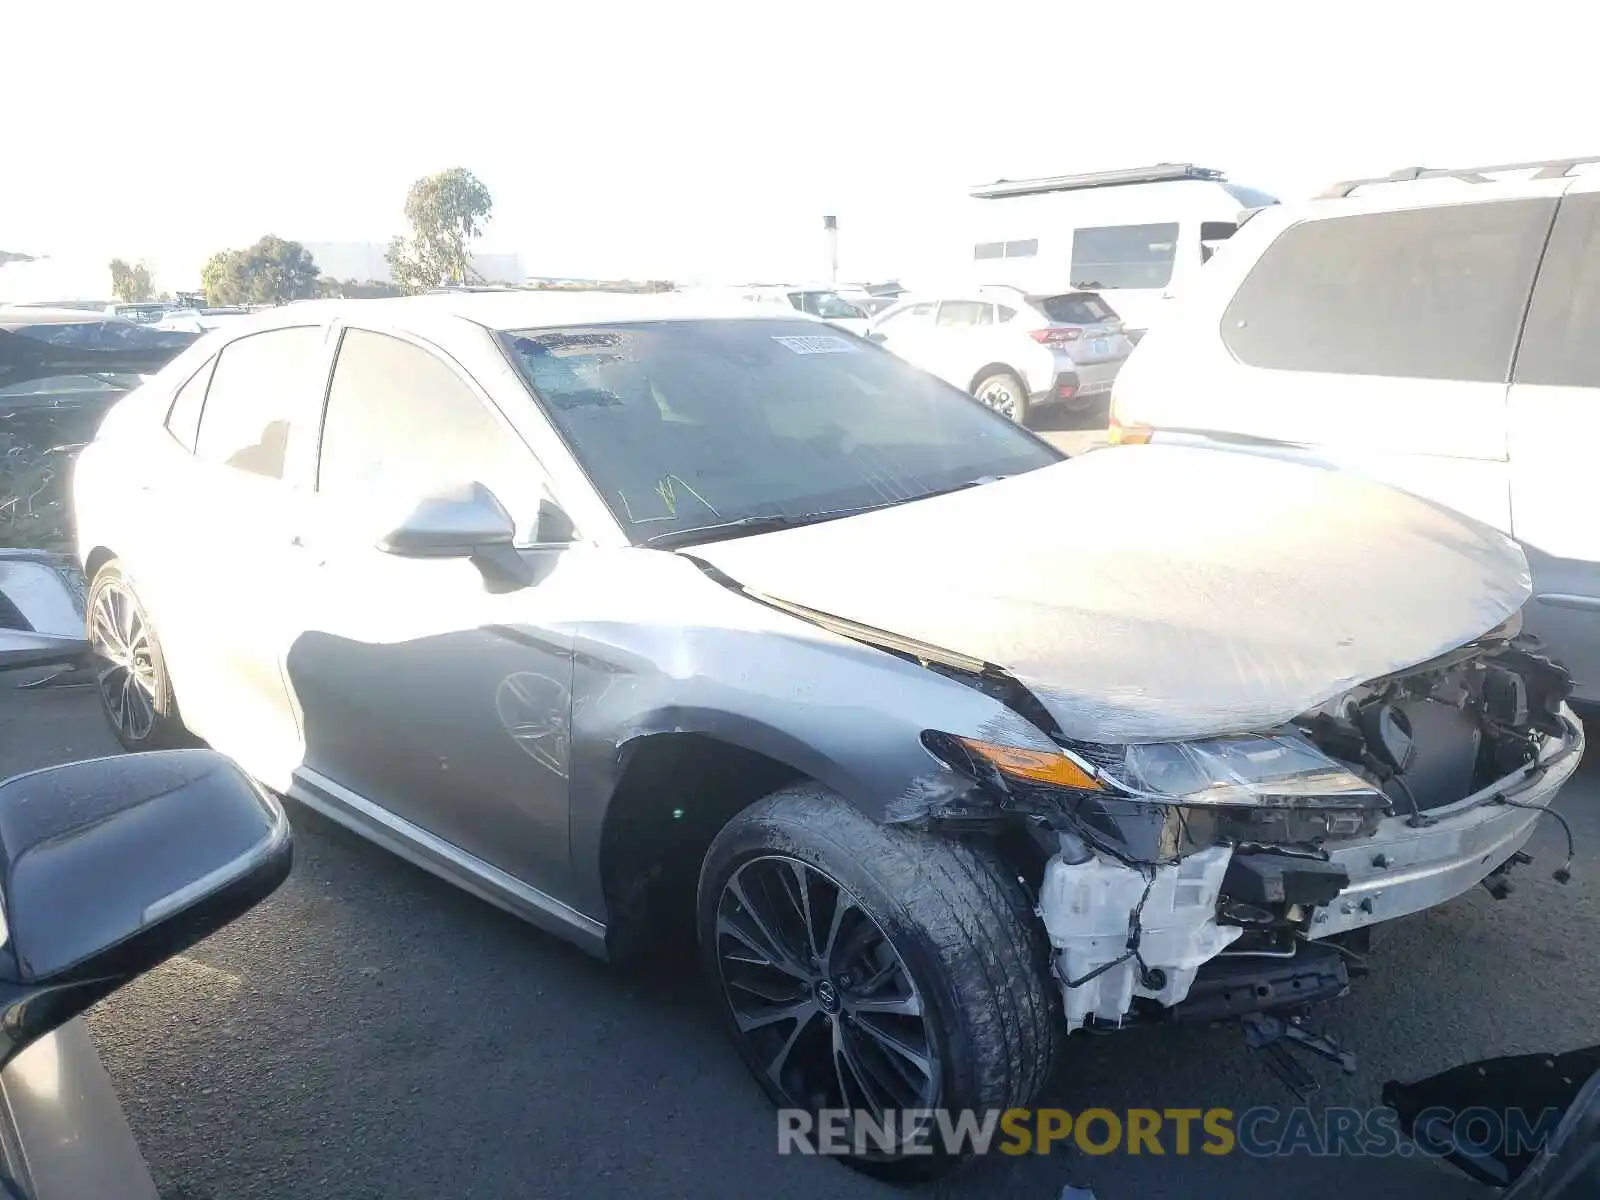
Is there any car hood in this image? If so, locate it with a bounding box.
[0,324,196,394]
[688,445,1533,743]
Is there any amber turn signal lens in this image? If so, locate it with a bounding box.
[954,738,1101,790]
[1106,416,1153,445]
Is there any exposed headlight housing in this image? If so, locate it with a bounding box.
[926,730,1389,849]
[1093,733,1384,810]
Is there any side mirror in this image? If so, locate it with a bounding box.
[375,481,515,557]
[0,552,89,673]
[375,482,535,591]
[866,331,888,344]
[0,749,291,1070]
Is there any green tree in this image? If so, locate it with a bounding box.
[108,258,157,303]
[200,249,245,305]
[386,168,493,293]
[200,236,321,306]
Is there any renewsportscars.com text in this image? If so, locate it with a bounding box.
[778,1105,1564,1158]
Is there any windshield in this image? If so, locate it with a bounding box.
[500,319,1060,545]
[796,291,868,320]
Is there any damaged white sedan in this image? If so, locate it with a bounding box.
[70,294,1585,1180]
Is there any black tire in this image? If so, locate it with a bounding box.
[698,783,1060,1180]
[86,560,192,751]
[972,370,1030,425]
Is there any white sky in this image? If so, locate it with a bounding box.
[4,0,1596,293]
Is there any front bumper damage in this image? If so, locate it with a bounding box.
[1035,710,1584,1032]
[1312,714,1583,938]
[908,625,1586,1068]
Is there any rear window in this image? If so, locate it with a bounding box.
[1032,293,1117,325]
[1221,199,1555,383]
[1070,223,1179,290]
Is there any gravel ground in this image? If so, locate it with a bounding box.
[2,648,1593,1199]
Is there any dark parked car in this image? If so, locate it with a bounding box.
[0,309,194,551]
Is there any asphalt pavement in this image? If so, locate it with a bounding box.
[5,431,1594,1198]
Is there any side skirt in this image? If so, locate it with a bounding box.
[288,767,609,958]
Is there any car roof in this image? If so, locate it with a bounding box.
[877,287,1040,309]
[0,305,143,330]
[211,290,829,336]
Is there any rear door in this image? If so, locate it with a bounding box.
[153,323,329,786]
[929,300,998,388]
[1507,181,1600,700]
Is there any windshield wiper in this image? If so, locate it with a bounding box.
[912,473,1012,501]
[640,506,880,549]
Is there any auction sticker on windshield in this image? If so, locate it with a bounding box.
[771,335,859,355]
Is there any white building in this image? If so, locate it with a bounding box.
[0,255,112,305]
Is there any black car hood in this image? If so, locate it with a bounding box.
[690,445,1533,743]
[0,324,196,394]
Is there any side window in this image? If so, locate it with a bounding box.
[1200,221,1238,264]
[879,303,936,329]
[164,355,215,452]
[975,241,1036,261]
[317,329,551,542]
[997,305,1018,322]
[1070,223,1180,289]
[1515,193,1600,389]
[937,301,994,328]
[194,326,324,480]
[1222,199,1555,383]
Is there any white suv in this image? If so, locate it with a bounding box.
[867,286,1133,423]
[1110,155,1600,702]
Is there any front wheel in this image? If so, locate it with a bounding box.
[86,561,192,751]
[972,371,1030,425]
[698,783,1060,1180]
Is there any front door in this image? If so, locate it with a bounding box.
[282,325,581,896]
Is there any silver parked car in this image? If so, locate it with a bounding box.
[72,292,1585,1178]
[867,285,1134,423]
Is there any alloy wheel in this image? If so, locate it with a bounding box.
[976,380,1018,419]
[88,581,158,742]
[713,855,939,1130]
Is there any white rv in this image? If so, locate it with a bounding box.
[962,164,1278,338]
